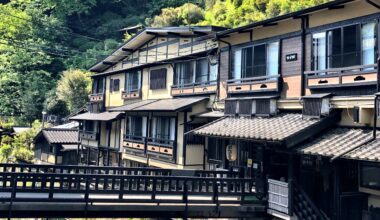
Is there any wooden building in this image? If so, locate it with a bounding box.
[34,128,79,165]
[73,0,380,218]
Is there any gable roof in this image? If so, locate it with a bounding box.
[70,111,123,121]
[34,128,79,145]
[89,26,226,73]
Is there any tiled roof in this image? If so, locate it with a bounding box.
[298,127,380,162]
[70,111,122,121]
[298,128,373,157]
[109,100,158,111]
[110,97,208,112]
[190,113,334,147]
[41,128,79,144]
[347,139,380,162]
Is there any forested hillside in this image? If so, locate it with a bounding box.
[0,0,329,162]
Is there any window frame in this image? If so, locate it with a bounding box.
[311,20,378,71]
[125,70,141,92]
[232,41,280,80]
[149,68,167,90]
[174,57,216,87]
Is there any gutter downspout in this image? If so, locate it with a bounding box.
[330,58,380,162]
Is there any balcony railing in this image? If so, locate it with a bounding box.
[304,64,377,89]
[79,131,98,141]
[123,134,146,154]
[171,80,217,96]
[121,89,141,100]
[227,75,280,94]
[88,93,104,103]
[147,137,176,160]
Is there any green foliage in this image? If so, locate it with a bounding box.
[56,69,92,112]
[201,0,331,27]
[12,120,42,162]
[150,3,205,27]
[0,144,12,162]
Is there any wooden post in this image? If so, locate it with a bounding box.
[288,153,295,216]
[86,147,90,165]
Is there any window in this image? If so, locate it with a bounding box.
[110,78,120,92]
[150,117,176,142]
[125,70,141,92]
[313,32,326,71]
[84,121,97,132]
[92,78,104,94]
[361,163,380,190]
[150,68,167,90]
[174,58,217,86]
[362,22,377,67]
[312,22,377,70]
[125,116,147,137]
[232,41,279,79]
[208,138,224,162]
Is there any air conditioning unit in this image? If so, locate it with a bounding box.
[302,93,332,118]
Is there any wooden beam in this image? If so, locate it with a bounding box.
[263,22,278,27]
[121,48,133,52]
[328,5,344,10]
[192,31,208,36]
[145,31,161,36]
[102,61,116,66]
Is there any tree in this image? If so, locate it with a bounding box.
[56,69,92,112]
[149,3,205,27]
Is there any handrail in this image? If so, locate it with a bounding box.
[304,64,377,75]
[147,137,176,147]
[171,80,218,89]
[0,163,240,177]
[124,134,145,142]
[89,93,104,97]
[0,171,259,205]
[227,74,280,84]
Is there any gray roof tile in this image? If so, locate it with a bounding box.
[191,113,321,142]
[41,128,79,144]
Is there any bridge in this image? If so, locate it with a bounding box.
[0,164,267,219]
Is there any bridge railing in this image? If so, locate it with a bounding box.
[0,163,242,178]
[0,172,259,205]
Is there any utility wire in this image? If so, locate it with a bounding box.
[0,8,103,42]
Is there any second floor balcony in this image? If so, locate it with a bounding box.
[227,74,281,94]
[171,80,217,96]
[88,93,104,103]
[122,134,176,162]
[305,64,378,90]
[121,89,141,100]
[80,130,98,141]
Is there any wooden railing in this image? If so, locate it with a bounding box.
[0,163,242,178]
[227,75,280,94]
[171,80,217,96]
[304,64,378,89]
[123,134,146,155]
[147,137,176,160]
[0,172,259,206]
[121,89,141,100]
[88,93,104,103]
[80,131,98,141]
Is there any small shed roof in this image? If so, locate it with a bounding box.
[70,111,122,121]
[35,128,79,145]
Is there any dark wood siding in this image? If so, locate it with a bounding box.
[281,36,302,76]
[219,50,229,100]
[305,34,312,71]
